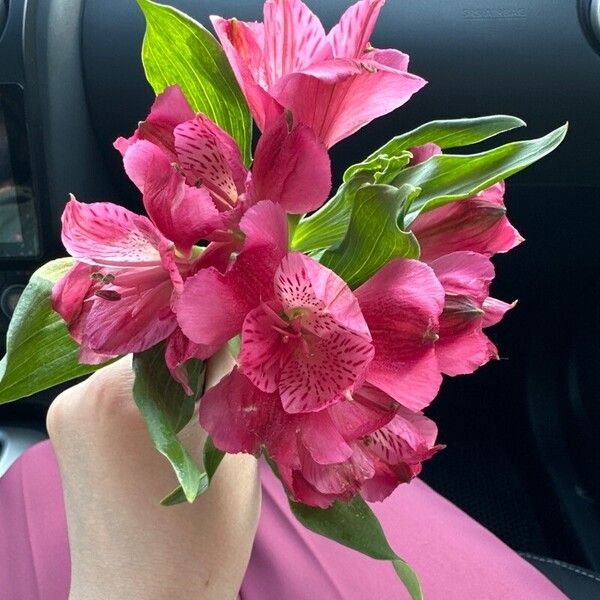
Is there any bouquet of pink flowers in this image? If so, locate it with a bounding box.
[0,0,566,596]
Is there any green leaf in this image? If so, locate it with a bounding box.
[137,0,252,165]
[133,344,207,503]
[204,435,225,481]
[161,436,225,506]
[320,184,420,288]
[393,560,424,600]
[398,123,568,224]
[0,258,112,404]
[292,122,567,253]
[160,484,192,507]
[364,114,526,163]
[291,179,360,254]
[343,151,414,185]
[227,335,241,360]
[292,116,525,254]
[292,153,412,254]
[289,496,422,600]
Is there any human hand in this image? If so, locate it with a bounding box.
[47,348,261,600]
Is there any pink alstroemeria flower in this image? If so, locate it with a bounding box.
[52,197,215,391]
[211,0,426,148]
[115,85,331,250]
[178,205,448,505]
[409,143,524,262]
[282,387,443,507]
[358,405,444,502]
[200,367,441,507]
[177,200,374,414]
[354,259,446,412]
[430,251,515,376]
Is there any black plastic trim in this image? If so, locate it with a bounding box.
[527,334,600,571]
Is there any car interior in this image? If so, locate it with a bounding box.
[0,1,599,598]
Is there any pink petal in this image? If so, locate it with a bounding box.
[355,259,445,411]
[329,384,398,441]
[359,409,442,502]
[239,303,290,393]
[431,252,501,375]
[412,182,524,261]
[143,85,196,128]
[270,253,374,413]
[51,263,117,370]
[275,252,371,337]
[225,200,290,308]
[199,367,281,454]
[157,238,186,296]
[300,410,354,464]
[176,266,256,348]
[214,17,265,83]
[238,199,289,256]
[262,0,330,84]
[435,327,498,376]
[366,48,410,70]
[174,115,247,207]
[193,241,236,273]
[431,251,495,305]
[409,142,442,165]
[52,262,95,326]
[298,440,374,496]
[61,196,164,267]
[114,85,195,160]
[210,16,282,132]
[250,117,331,213]
[272,57,426,147]
[279,326,374,414]
[82,277,178,356]
[287,468,341,508]
[78,344,115,365]
[177,201,288,346]
[327,0,384,58]
[483,297,516,328]
[367,349,442,413]
[165,329,218,395]
[360,462,417,503]
[122,140,222,253]
[384,409,441,462]
[240,253,375,405]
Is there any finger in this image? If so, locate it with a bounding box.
[205,345,236,390]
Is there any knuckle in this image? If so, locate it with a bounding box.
[46,381,86,441]
[46,358,138,441]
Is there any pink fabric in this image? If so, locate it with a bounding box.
[0,441,70,600]
[0,441,567,599]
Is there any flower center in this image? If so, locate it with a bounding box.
[90,270,121,301]
[261,302,317,357]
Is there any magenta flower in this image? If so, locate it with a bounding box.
[52,197,215,390]
[402,143,520,376]
[409,143,524,262]
[354,259,446,411]
[200,368,370,506]
[358,405,443,502]
[178,208,449,505]
[177,200,374,413]
[430,251,515,376]
[211,0,426,148]
[281,387,442,507]
[199,368,441,507]
[288,401,443,507]
[115,86,331,249]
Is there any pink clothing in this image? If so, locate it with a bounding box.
[0,441,566,599]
